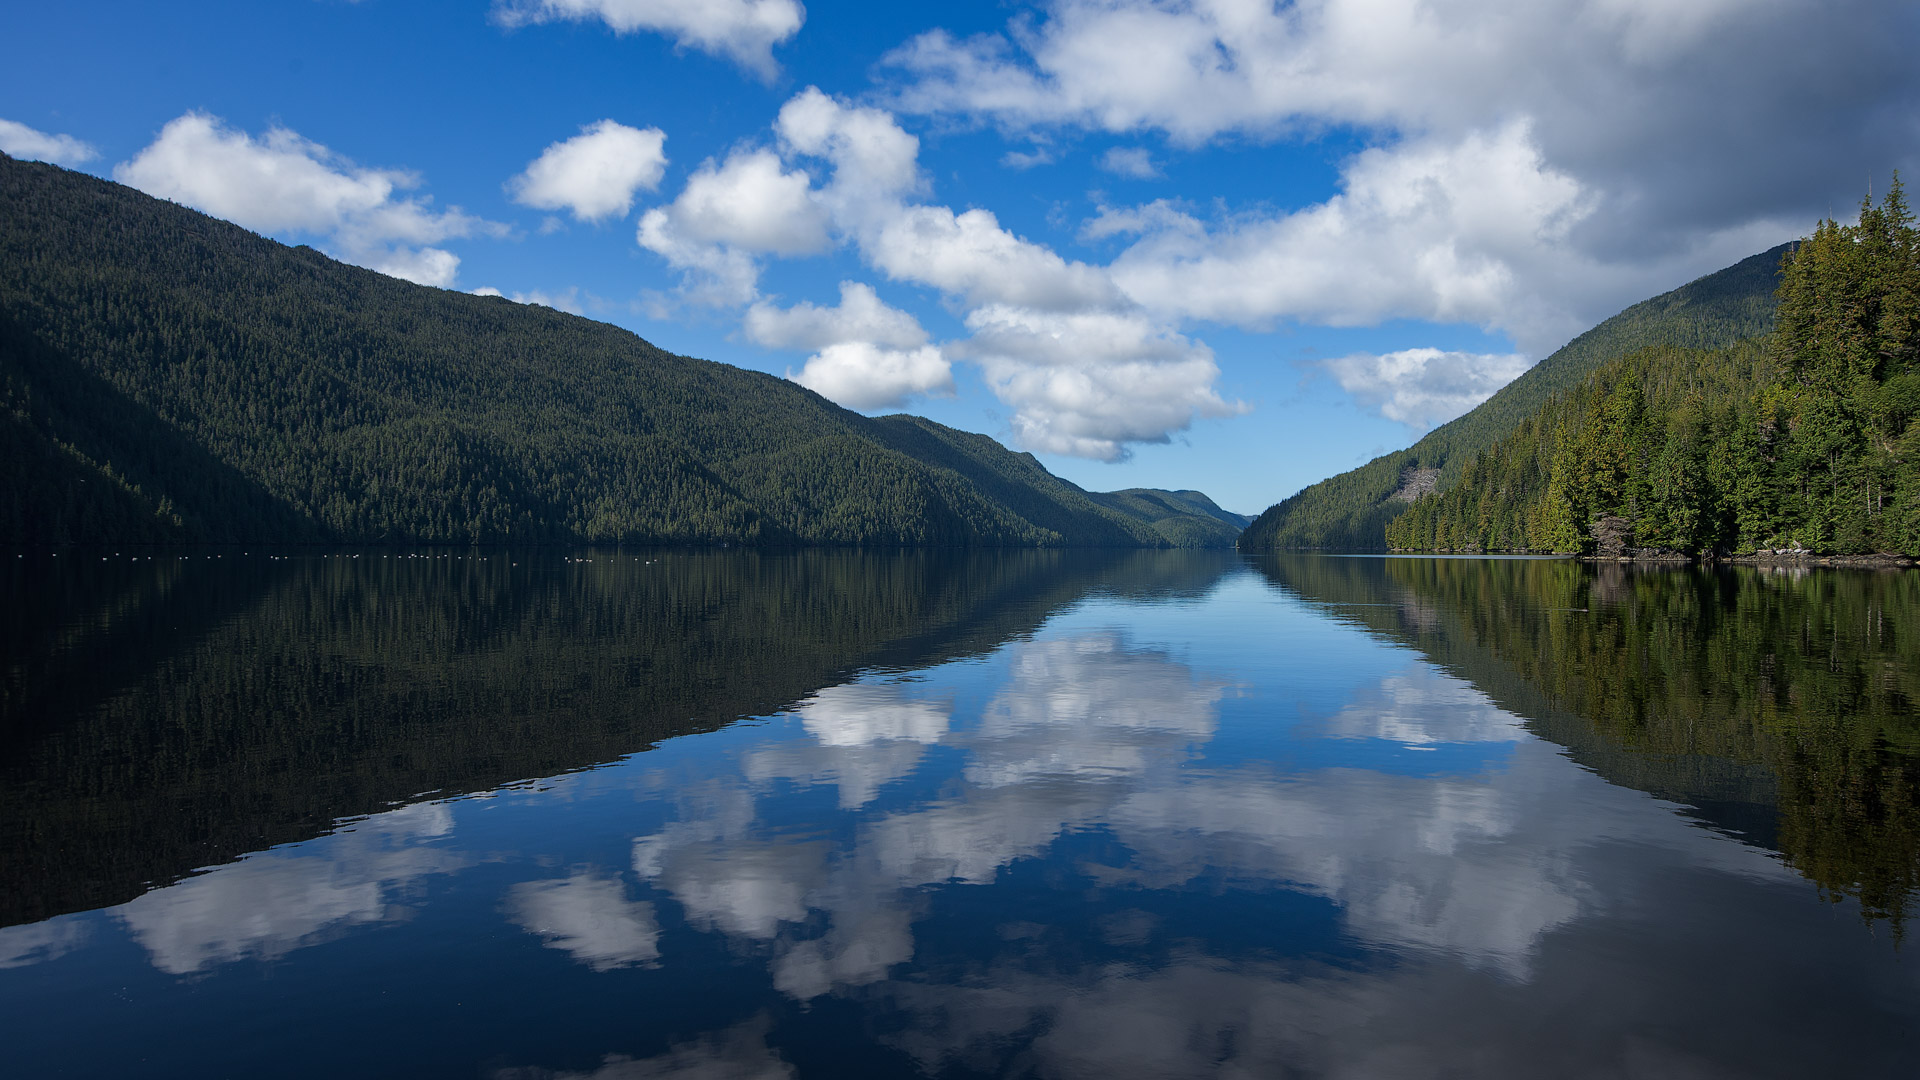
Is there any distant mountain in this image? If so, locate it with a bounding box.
[1085,488,1251,548]
[1238,243,1790,551]
[0,154,1236,548]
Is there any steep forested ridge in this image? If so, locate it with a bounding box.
[0,154,1232,547]
[1238,243,1788,551]
[1388,184,1920,556]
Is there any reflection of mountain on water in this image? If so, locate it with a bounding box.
[1254,555,1920,930]
[0,549,1236,928]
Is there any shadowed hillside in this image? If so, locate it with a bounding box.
[0,154,1234,548]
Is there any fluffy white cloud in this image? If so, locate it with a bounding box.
[746,282,952,410]
[1106,122,1597,348]
[114,113,501,288]
[636,147,829,307]
[960,306,1246,461]
[789,342,953,411]
[884,0,1918,370]
[776,87,924,210]
[635,87,1242,454]
[745,281,927,353]
[868,204,1119,313]
[1324,347,1531,432]
[508,119,667,222]
[668,150,830,256]
[0,118,97,166]
[496,0,804,80]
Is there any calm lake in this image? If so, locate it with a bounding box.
[4,549,1919,1076]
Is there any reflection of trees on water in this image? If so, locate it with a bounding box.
[1256,555,1920,933]
[0,549,1237,927]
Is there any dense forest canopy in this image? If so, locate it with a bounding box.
[1389,182,1920,556]
[0,154,1237,549]
[1238,244,1789,551]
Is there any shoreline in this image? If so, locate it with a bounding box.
[1382,547,1917,568]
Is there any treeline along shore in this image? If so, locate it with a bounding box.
[1245,182,1920,563]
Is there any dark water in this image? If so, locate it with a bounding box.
[3,549,1919,1077]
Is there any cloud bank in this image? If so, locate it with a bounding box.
[495,0,805,80]
[115,113,502,287]
[0,118,97,166]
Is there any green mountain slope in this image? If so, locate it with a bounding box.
[1238,243,1791,551]
[0,155,1233,548]
[1386,185,1920,557]
[1085,487,1251,548]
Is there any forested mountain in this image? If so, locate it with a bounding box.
[1389,185,1920,556]
[1238,243,1789,551]
[0,154,1234,548]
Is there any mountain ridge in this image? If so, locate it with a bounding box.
[0,154,1237,548]
[1238,243,1791,551]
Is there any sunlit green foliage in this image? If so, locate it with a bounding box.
[1386,182,1920,556]
[1240,244,1788,551]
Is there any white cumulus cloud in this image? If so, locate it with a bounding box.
[114,112,502,288]
[790,342,953,411]
[508,119,667,222]
[959,306,1246,461]
[1324,347,1532,432]
[635,87,1244,455]
[1107,121,1598,352]
[496,0,805,80]
[0,118,97,166]
[636,147,829,307]
[747,282,951,410]
[880,0,1918,396]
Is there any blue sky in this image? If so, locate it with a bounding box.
[4,1,1917,515]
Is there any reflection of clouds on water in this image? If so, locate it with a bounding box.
[794,683,950,747]
[624,625,1791,1004]
[0,917,90,969]
[115,800,465,975]
[1323,663,1527,745]
[864,784,1112,886]
[496,1017,794,1080]
[632,785,828,942]
[771,903,915,1001]
[968,632,1228,787]
[509,873,659,971]
[742,683,951,809]
[623,631,1233,999]
[884,949,1835,1080]
[1112,764,1579,977]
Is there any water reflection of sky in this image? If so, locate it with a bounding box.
[4,568,1917,1077]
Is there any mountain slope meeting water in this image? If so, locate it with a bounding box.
[1386,185,1920,557]
[1238,243,1790,552]
[0,155,1234,548]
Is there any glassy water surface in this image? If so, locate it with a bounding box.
[4,550,1919,1076]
